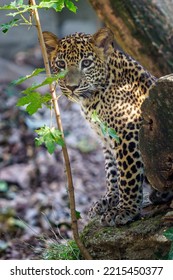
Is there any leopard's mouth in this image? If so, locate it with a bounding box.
[64,91,93,102]
[60,84,94,100]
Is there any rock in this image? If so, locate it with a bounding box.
[0,163,35,189]
[81,211,172,259]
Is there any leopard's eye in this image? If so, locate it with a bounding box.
[56,60,66,69]
[81,59,93,68]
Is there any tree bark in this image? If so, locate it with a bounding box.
[139,74,173,192]
[88,0,173,77]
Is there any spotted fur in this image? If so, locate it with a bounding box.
[43,28,169,226]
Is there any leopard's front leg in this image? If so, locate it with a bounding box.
[101,133,144,226]
[88,146,119,218]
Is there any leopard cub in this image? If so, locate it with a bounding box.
[43,27,158,226]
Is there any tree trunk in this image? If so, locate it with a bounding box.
[139,74,173,192]
[88,0,173,77]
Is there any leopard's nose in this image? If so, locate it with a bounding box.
[66,85,78,92]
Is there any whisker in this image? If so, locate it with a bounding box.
[80,92,92,98]
[77,87,90,92]
[93,85,105,90]
[62,92,80,104]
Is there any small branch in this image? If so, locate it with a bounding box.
[30,0,92,260]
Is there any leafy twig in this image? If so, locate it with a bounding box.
[30,0,92,260]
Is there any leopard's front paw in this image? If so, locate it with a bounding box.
[88,197,108,218]
[100,208,140,227]
[100,208,118,226]
[88,192,119,219]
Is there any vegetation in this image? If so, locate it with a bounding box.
[163,227,173,260]
[43,240,81,260]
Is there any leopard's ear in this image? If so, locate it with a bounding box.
[91,27,114,59]
[42,31,59,57]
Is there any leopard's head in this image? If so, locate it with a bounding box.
[43,28,114,100]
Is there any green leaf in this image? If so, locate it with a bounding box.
[13,70,66,96]
[75,210,81,220]
[0,5,13,10]
[21,71,65,94]
[39,0,65,12]
[100,122,107,137]
[26,100,42,115]
[39,0,77,12]
[0,2,33,11]
[22,75,63,94]
[0,0,75,14]
[10,0,24,7]
[107,127,120,142]
[0,18,20,33]
[12,68,45,85]
[50,127,65,146]
[163,228,173,241]
[0,2,18,10]
[16,0,24,5]
[17,91,51,115]
[91,110,119,142]
[91,110,101,123]
[35,126,64,154]
[45,140,56,154]
[91,110,119,143]
[17,92,42,115]
[65,0,78,13]
[42,93,52,103]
